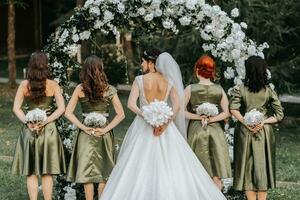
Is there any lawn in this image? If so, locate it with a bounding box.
[0,84,299,199]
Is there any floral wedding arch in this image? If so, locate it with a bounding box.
[44,0,269,198]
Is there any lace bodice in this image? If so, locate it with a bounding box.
[135,75,173,107]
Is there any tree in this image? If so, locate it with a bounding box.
[7,0,16,87]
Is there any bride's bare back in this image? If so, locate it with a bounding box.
[142,73,168,103]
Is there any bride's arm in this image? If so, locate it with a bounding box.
[127,80,143,117]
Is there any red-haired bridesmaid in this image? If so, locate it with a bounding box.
[184,55,232,189]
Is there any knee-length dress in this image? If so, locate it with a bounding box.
[67,86,116,183]
[187,84,232,178]
[230,85,284,191]
[12,96,66,175]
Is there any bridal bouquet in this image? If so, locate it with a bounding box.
[195,102,219,117]
[142,100,173,127]
[83,112,107,128]
[244,109,264,127]
[25,108,47,124]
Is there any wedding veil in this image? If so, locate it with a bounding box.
[156,52,187,139]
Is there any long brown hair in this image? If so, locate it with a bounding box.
[26,52,50,104]
[244,56,268,93]
[80,55,109,104]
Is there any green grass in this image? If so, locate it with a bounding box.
[0,85,300,199]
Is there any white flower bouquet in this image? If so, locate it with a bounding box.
[142,100,173,127]
[244,109,264,127]
[25,108,47,124]
[83,112,107,128]
[195,102,219,117]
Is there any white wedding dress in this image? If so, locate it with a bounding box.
[99,75,226,200]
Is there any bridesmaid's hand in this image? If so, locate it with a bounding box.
[200,116,209,127]
[255,121,265,132]
[27,123,39,132]
[93,128,106,137]
[83,127,95,136]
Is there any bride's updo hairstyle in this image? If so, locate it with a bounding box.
[142,49,161,64]
[194,55,216,79]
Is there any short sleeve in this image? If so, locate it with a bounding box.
[107,85,117,100]
[268,87,284,121]
[229,85,242,110]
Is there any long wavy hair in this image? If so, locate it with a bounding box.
[80,55,109,104]
[26,52,50,104]
[244,56,268,93]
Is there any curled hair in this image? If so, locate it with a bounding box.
[26,52,50,104]
[244,56,268,93]
[194,55,216,79]
[142,49,161,63]
[80,55,109,104]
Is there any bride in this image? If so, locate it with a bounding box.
[99,50,226,200]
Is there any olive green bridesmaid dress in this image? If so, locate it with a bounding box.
[187,84,232,178]
[230,85,284,191]
[12,96,66,175]
[67,86,116,183]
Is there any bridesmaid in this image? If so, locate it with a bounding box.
[65,55,125,200]
[12,52,66,200]
[230,56,284,200]
[185,55,232,189]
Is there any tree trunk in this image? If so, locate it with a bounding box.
[7,0,17,88]
[33,0,42,49]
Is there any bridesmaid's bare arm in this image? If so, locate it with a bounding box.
[64,85,93,135]
[13,80,27,123]
[208,89,230,123]
[95,94,125,137]
[184,85,203,120]
[44,81,65,124]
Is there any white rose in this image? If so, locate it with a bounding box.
[154,9,162,17]
[72,34,79,42]
[80,30,91,40]
[214,29,225,39]
[225,36,234,44]
[144,13,154,21]
[162,19,174,29]
[89,6,100,16]
[267,69,272,79]
[231,8,239,17]
[240,22,248,29]
[247,45,257,56]
[117,3,125,13]
[94,20,104,29]
[197,0,205,6]
[137,7,146,15]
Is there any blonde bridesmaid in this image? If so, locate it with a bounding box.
[12,52,66,200]
[230,56,284,200]
[65,55,125,200]
[185,55,232,190]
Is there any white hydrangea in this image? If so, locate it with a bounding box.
[104,10,114,22]
[244,109,264,126]
[63,44,78,58]
[267,69,271,79]
[89,6,100,16]
[200,30,211,40]
[224,67,235,79]
[25,108,47,123]
[142,100,173,127]
[79,30,91,40]
[162,18,174,29]
[83,112,107,128]
[240,22,248,29]
[231,8,239,17]
[179,16,191,26]
[94,20,104,29]
[231,49,241,59]
[154,9,163,17]
[63,184,76,200]
[196,102,219,117]
[234,77,243,85]
[185,0,198,10]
